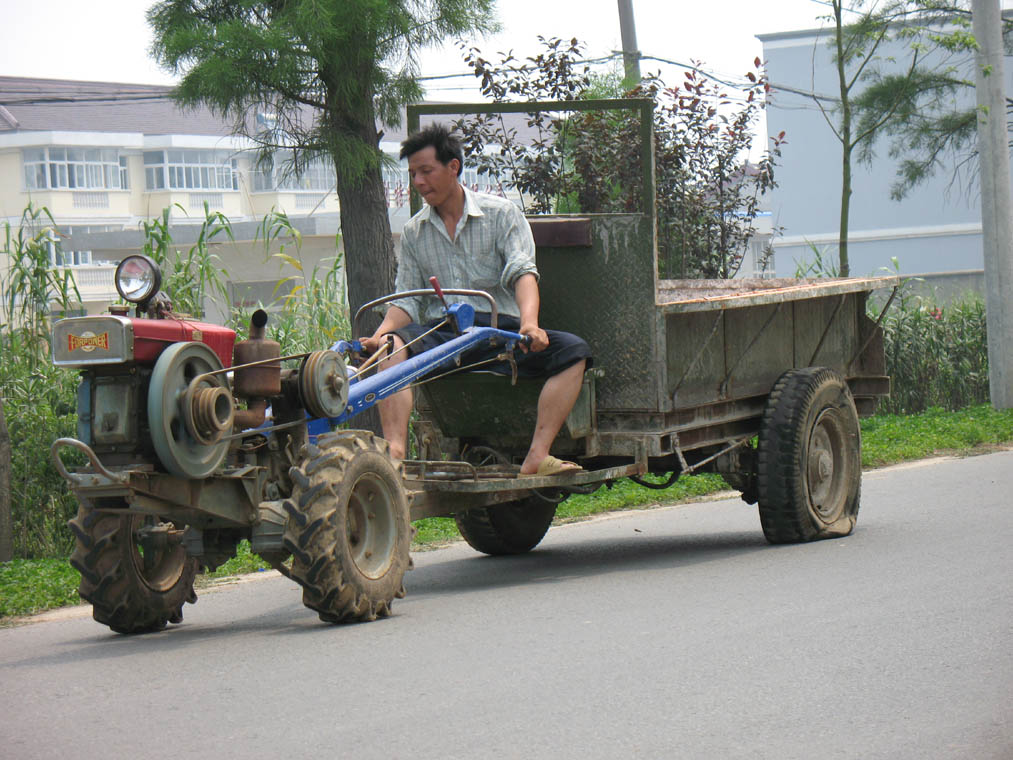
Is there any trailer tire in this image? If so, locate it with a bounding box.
[68,506,198,634]
[757,367,861,543]
[455,497,557,555]
[283,431,412,623]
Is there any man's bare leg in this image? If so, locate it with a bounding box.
[519,360,586,474]
[374,334,412,460]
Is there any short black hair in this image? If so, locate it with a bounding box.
[400,124,464,176]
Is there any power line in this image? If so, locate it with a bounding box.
[1,49,771,110]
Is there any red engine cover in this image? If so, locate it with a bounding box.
[131,317,236,368]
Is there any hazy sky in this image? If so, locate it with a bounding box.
[1,0,833,95]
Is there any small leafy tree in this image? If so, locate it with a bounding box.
[651,64,784,278]
[853,0,1012,200]
[814,0,979,276]
[457,37,593,213]
[455,38,783,278]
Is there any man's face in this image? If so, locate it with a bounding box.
[408,146,460,209]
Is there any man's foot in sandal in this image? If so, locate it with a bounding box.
[520,454,583,477]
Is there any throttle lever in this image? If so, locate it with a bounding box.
[430,275,462,334]
[429,276,448,310]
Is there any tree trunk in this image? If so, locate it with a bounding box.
[835,1,852,279]
[0,400,13,561]
[331,108,397,437]
[839,143,852,279]
[333,130,397,333]
[337,171,397,327]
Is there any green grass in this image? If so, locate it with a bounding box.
[861,405,1013,467]
[0,559,80,618]
[200,540,271,581]
[4,404,1012,621]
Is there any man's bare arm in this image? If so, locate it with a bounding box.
[514,273,549,351]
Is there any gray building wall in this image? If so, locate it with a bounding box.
[759,17,1013,282]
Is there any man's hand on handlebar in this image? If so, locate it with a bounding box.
[519,323,549,352]
[360,334,384,355]
[360,306,412,357]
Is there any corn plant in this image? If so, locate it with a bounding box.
[1,204,81,559]
[228,209,350,354]
[1,203,80,366]
[139,202,231,317]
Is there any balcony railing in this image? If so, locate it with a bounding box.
[59,265,118,303]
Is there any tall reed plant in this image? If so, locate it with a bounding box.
[140,202,232,317]
[1,205,83,558]
[230,209,349,354]
[878,293,989,414]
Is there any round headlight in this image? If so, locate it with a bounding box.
[115,255,161,304]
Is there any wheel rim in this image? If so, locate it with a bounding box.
[346,472,398,579]
[806,408,849,522]
[130,515,187,593]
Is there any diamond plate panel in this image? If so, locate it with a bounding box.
[534,214,660,411]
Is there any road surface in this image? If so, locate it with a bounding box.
[1,451,1010,759]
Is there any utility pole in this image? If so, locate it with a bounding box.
[972,0,1013,409]
[618,0,641,90]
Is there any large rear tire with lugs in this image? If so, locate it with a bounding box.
[756,367,862,544]
[455,497,557,556]
[68,506,198,634]
[282,431,412,623]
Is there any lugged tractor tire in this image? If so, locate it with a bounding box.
[68,506,198,634]
[455,497,557,556]
[756,367,862,544]
[282,431,412,624]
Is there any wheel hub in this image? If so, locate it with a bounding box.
[807,410,846,519]
[347,473,397,579]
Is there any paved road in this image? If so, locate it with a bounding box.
[1,451,1011,760]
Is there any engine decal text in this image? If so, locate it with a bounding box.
[68,332,110,353]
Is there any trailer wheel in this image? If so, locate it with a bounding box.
[68,506,198,634]
[757,367,861,543]
[282,431,412,623]
[455,497,557,555]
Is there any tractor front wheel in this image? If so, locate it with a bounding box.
[68,506,198,634]
[283,431,412,623]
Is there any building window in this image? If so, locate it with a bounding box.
[251,151,336,192]
[23,147,125,190]
[53,248,93,267]
[47,225,121,267]
[143,149,238,191]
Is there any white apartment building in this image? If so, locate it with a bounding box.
[758,12,1013,296]
[0,76,426,321]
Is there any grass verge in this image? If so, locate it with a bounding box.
[4,404,1012,620]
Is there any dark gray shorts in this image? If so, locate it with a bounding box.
[389,313,592,380]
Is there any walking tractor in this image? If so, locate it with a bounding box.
[51,99,899,634]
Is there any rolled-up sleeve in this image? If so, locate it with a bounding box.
[498,204,539,292]
[394,228,423,323]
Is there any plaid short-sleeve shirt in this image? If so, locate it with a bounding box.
[395,186,539,324]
